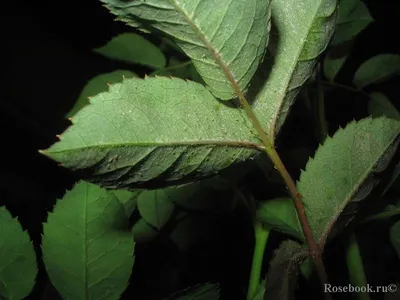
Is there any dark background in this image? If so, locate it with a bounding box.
[0,0,399,299]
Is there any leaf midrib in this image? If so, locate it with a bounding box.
[169,0,245,97]
[319,134,399,246]
[46,140,265,154]
[269,1,327,137]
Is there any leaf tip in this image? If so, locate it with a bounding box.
[88,96,96,104]
[67,116,77,124]
[38,149,50,157]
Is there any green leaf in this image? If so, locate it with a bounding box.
[323,54,348,82]
[298,117,400,247]
[137,189,175,230]
[353,54,400,89]
[368,92,400,121]
[169,213,207,252]
[65,70,137,118]
[93,33,166,69]
[0,206,37,300]
[256,197,304,242]
[264,240,307,300]
[101,0,271,100]
[299,257,313,280]
[40,77,263,189]
[132,218,159,244]
[112,189,141,218]
[167,177,233,212]
[151,58,203,84]
[330,0,373,46]
[152,58,192,78]
[42,181,135,300]
[250,0,337,139]
[362,203,400,224]
[390,220,400,259]
[382,161,400,196]
[164,283,220,300]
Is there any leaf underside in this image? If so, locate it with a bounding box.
[264,240,307,300]
[249,0,338,139]
[100,0,271,100]
[298,117,400,246]
[42,181,135,300]
[0,206,37,300]
[41,77,263,190]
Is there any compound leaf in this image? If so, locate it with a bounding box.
[330,0,373,46]
[353,54,400,89]
[256,197,304,242]
[265,240,307,300]
[101,0,271,100]
[250,0,337,139]
[165,283,220,300]
[0,206,37,300]
[368,92,400,121]
[137,190,175,230]
[42,181,135,300]
[40,77,263,190]
[93,33,166,69]
[298,117,400,247]
[65,70,137,118]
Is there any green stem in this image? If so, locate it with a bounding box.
[184,12,330,297]
[204,47,330,299]
[346,233,371,300]
[247,221,270,300]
